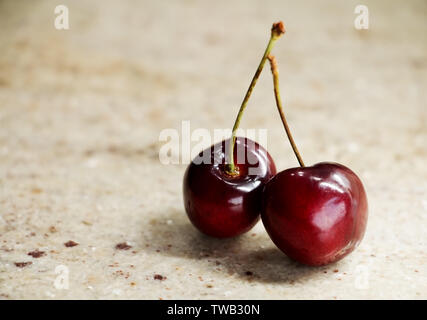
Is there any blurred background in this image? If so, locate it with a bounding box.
[0,0,426,299]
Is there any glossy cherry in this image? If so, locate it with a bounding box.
[262,162,368,266]
[183,22,285,238]
[261,55,368,266]
[184,137,276,238]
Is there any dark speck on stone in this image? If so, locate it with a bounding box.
[15,262,32,268]
[64,240,79,247]
[115,242,132,250]
[27,250,45,258]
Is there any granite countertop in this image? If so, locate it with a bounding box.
[0,0,426,299]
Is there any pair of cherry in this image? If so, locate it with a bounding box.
[183,22,368,266]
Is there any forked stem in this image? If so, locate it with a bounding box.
[267,55,305,167]
[226,21,286,176]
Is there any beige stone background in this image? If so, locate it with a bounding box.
[0,0,426,299]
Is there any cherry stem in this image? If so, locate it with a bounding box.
[267,55,305,167]
[226,21,286,176]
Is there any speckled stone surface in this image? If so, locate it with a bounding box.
[0,0,426,299]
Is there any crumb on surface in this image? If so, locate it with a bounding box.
[115,242,132,250]
[154,274,166,281]
[27,250,45,258]
[15,262,32,268]
[113,270,130,279]
[64,240,79,247]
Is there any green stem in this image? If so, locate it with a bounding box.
[226,22,285,176]
[267,55,305,167]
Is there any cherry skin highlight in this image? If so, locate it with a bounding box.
[261,162,368,266]
[183,137,276,238]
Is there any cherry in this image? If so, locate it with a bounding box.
[262,162,368,266]
[183,22,285,238]
[184,137,276,238]
[261,55,368,266]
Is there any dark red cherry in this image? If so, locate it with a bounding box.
[183,137,276,238]
[261,162,368,266]
[182,22,285,238]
